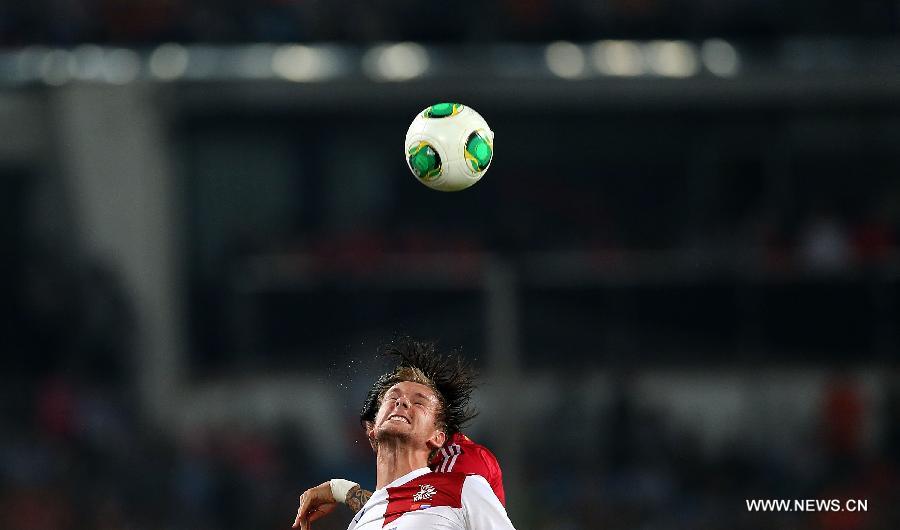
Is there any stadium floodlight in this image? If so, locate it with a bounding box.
[362,42,429,81]
[181,46,219,80]
[645,40,700,78]
[591,40,645,77]
[701,39,740,77]
[149,44,189,81]
[272,45,331,82]
[101,48,141,84]
[39,49,74,86]
[72,45,106,81]
[545,41,586,79]
[235,44,276,80]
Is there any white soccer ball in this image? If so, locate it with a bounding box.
[404,103,494,192]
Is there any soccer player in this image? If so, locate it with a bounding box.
[292,339,514,530]
[356,343,506,505]
[293,343,506,522]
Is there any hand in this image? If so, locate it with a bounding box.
[292,482,339,530]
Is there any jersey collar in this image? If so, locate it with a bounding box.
[383,467,432,489]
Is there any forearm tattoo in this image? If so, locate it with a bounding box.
[346,485,373,514]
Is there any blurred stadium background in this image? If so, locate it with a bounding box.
[3,1,900,529]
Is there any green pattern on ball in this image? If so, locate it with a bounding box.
[425,103,463,118]
[408,142,442,181]
[464,131,492,172]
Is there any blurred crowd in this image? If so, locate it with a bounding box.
[524,376,900,530]
[2,360,899,529]
[0,243,324,530]
[2,0,900,46]
[0,377,327,530]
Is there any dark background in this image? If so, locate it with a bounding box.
[2,1,900,529]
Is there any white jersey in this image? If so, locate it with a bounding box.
[348,467,515,530]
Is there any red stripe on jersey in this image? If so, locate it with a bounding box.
[382,472,466,527]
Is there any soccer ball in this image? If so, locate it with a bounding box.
[404,103,494,192]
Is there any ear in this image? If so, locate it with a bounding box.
[425,428,446,451]
[365,421,377,451]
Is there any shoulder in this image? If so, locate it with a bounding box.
[435,433,499,467]
[465,440,502,470]
[437,439,502,477]
[452,433,499,463]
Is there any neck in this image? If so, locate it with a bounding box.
[375,437,430,490]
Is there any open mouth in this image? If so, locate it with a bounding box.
[387,415,410,424]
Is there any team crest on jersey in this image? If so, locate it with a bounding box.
[412,484,437,502]
[383,473,465,526]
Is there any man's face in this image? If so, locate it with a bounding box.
[372,381,446,451]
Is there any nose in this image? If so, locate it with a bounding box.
[392,395,411,410]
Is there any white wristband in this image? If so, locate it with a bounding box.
[330,478,360,504]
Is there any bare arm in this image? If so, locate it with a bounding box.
[345,485,373,514]
[292,482,339,530]
[293,480,372,528]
